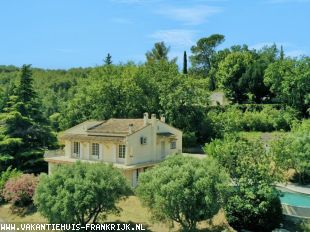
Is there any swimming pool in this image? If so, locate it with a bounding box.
[277,187,310,218]
[280,191,310,208]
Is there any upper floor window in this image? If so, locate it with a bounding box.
[91,143,99,157]
[140,137,147,145]
[119,145,126,159]
[73,142,80,157]
[170,141,176,149]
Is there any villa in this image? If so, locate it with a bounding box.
[44,113,182,187]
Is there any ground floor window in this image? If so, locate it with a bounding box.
[91,143,99,158]
[170,141,176,149]
[73,142,80,157]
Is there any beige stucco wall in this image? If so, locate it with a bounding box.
[126,125,154,165]
[157,120,182,156]
[63,140,120,164]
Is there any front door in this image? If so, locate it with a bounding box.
[161,141,165,158]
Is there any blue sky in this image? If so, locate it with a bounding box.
[0,0,309,69]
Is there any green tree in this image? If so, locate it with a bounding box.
[216,51,254,103]
[264,57,310,116]
[190,34,225,74]
[34,162,131,226]
[0,65,57,173]
[104,53,112,65]
[159,76,210,144]
[136,155,229,232]
[183,51,188,74]
[146,42,173,63]
[270,120,310,184]
[205,136,283,231]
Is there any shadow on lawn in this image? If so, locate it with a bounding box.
[9,204,37,217]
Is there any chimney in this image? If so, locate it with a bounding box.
[160,115,165,123]
[143,112,149,126]
[128,123,133,134]
[151,114,156,126]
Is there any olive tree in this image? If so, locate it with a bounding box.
[34,162,131,225]
[136,155,229,232]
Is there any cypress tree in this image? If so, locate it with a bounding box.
[280,46,285,60]
[183,51,188,74]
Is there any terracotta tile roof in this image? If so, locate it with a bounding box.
[87,118,145,134]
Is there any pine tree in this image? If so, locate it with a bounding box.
[183,51,188,74]
[146,42,170,63]
[104,53,112,65]
[0,65,57,173]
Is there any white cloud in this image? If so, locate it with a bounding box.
[150,29,196,47]
[157,5,222,25]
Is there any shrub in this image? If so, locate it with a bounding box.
[3,174,38,208]
[0,167,22,203]
[205,136,283,231]
[136,155,229,232]
[34,162,131,225]
[207,105,298,138]
[182,131,197,147]
[271,119,310,184]
[225,185,282,232]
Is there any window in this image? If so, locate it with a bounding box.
[170,141,176,149]
[73,142,80,157]
[119,145,126,159]
[140,137,147,145]
[91,143,99,158]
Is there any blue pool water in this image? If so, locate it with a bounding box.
[280,191,310,208]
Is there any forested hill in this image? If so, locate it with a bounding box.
[0,35,309,154]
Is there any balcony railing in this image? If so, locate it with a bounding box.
[44,149,65,158]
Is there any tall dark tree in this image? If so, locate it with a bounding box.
[0,65,57,173]
[104,53,112,65]
[280,46,285,60]
[183,51,188,74]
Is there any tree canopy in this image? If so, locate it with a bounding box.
[136,155,229,231]
[34,162,131,225]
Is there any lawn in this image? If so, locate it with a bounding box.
[0,196,232,232]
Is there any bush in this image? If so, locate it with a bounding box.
[136,155,229,232]
[207,105,298,138]
[182,131,197,147]
[34,162,131,225]
[3,174,38,208]
[271,119,310,184]
[205,135,283,231]
[225,185,282,232]
[0,167,22,203]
